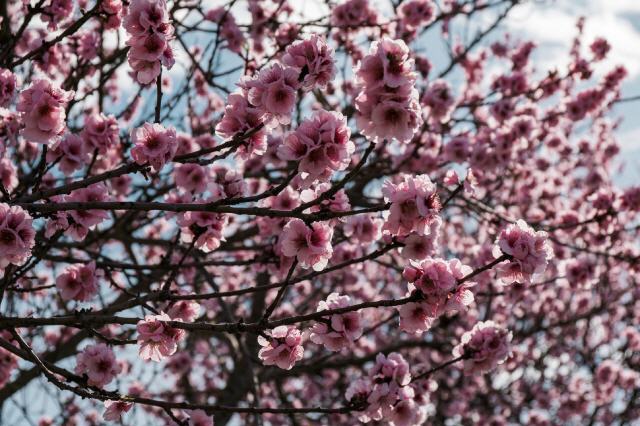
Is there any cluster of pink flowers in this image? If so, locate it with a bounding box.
[0,159,17,192]
[258,326,304,370]
[103,400,133,422]
[310,293,363,351]
[46,134,90,175]
[280,219,333,271]
[101,0,124,29]
[17,79,73,143]
[75,343,121,387]
[453,321,512,375]
[282,35,336,91]
[177,210,228,253]
[399,0,435,30]
[166,300,201,323]
[239,63,300,127]
[0,204,36,272]
[174,163,210,194]
[278,110,353,186]
[346,353,427,425]
[81,113,119,154]
[215,91,269,157]
[400,258,474,333]
[137,312,186,362]
[123,0,175,84]
[331,0,379,32]
[344,214,383,244]
[493,219,554,284]
[41,0,74,30]
[382,174,441,237]
[64,183,110,237]
[0,68,17,107]
[130,122,178,171]
[421,79,455,121]
[56,261,101,302]
[355,38,422,143]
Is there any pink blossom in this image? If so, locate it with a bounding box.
[310,293,363,351]
[453,320,512,375]
[41,0,74,30]
[131,122,178,171]
[103,400,133,422]
[356,38,422,143]
[282,34,336,90]
[400,258,474,333]
[187,409,213,426]
[17,79,73,144]
[239,63,300,127]
[331,0,378,30]
[0,68,17,107]
[167,300,201,323]
[493,219,554,284]
[371,352,411,386]
[174,163,210,193]
[422,79,455,121]
[124,0,174,84]
[215,91,267,157]
[278,109,353,185]
[0,204,36,271]
[101,0,124,29]
[343,214,383,244]
[56,261,101,302]
[399,0,435,29]
[400,229,440,260]
[75,343,120,387]
[258,326,304,370]
[80,113,119,154]
[136,312,185,362]
[280,218,333,271]
[46,134,90,175]
[178,210,228,252]
[65,184,110,230]
[382,174,441,236]
[0,158,18,192]
[399,302,435,334]
[590,37,611,61]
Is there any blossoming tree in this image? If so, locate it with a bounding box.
[0,0,638,424]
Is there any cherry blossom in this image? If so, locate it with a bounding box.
[280,218,333,271]
[493,219,554,284]
[258,326,304,370]
[0,204,35,272]
[137,312,186,362]
[453,321,512,375]
[16,79,73,144]
[130,122,178,171]
[56,261,101,302]
[310,293,363,351]
[75,344,120,387]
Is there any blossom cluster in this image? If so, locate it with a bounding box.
[123,0,175,84]
[309,293,363,351]
[493,220,554,284]
[0,204,35,273]
[355,38,422,143]
[452,321,512,375]
[400,257,474,334]
[258,325,304,370]
[17,79,73,144]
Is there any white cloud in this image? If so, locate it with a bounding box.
[505,0,640,77]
